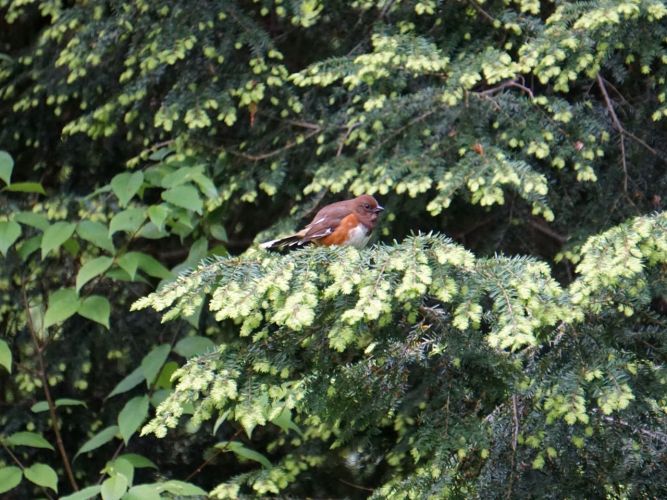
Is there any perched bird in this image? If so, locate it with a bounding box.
[260,194,384,250]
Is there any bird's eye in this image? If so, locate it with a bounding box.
[364,203,370,209]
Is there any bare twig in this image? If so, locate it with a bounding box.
[185,427,244,481]
[20,279,79,492]
[228,128,320,161]
[600,415,667,445]
[378,0,397,19]
[336,123,357,157]
[506,395,520,500]
[364,109,437,156]
[511,395,520,451]
[466,0,497,24]
[526,218,567,244]
[337,478,375,492]
[478,79,534,99]
[596,74,628,193]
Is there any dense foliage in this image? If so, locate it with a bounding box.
[1,0,666,498]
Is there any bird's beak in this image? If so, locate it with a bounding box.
[374,205,384,213]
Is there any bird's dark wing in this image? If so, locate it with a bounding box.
[301,201,354,242]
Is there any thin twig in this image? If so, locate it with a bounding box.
[337,478,375,492]
[601,77,631,107]
[21,278,79,492]
[228,128,320,161]
[336,123,357,157]
[378,0,396,19]
[506,395,520,500]
[364,109,437,157]
[466,0,497,24]
[511,395,520,451]
[526,218,567,244]
[600,415,667,445]
[596,74,628,194]
[185,427,244,481]
[478,79,534,99]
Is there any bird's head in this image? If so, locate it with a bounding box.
[354,194,384,225]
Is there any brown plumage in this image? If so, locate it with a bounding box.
[260,194,384,250]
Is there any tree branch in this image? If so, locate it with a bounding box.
[596,74,628,193]
[21,278,79,492]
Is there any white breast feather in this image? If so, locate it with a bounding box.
[345,224,371,249]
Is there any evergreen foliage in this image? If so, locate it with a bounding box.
[1,0,666,498]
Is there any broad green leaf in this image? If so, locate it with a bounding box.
[161,166,198,188]
[59,485,101,500]
[77,220,115,253]
[63,237,81,257]
[0,466,22,494]
[6,431,55,451]
[0,339,11,373]
[0,150,13,184]
[107,366,145,399]
[109,208,145,236]
[28,303,45,337]
[172,238,207,275]
[174,336,215,358]
[30,401,50,413]
[150,389,171,408]
[106,268,150,284]
[0,220,21,257]
[84,184,112,199]
[140,344,171,387]
[148,147,172,161]
[43,288,81,329]
[271,407,305,438]
[78,295,111,328]
[209,223,228,242]
[111,171,144,207]
[161,185,203,214]
[138,253,173,280]
[31,398,86,413]
[14,211,49,230]
[117,252,142,280]
[41,221,76,259]
[5,182,46,195]
[111,457,134,486]
[147,204,170,231]
[136,222,168,240]
[101,473,128,500]
[219,441,272,469]
[213,410,230,435]
[24,463,58,492]
[155,361,178,390]
[74,425,118,460]
[76,256,113,292]
[18,235,41,261]
[158,480,207,496]
[117,453,158,470]
[124,484,161,500]
[118,395,149,444]
[192,172,218,198]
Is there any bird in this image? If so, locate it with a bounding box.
[260,194,384,250]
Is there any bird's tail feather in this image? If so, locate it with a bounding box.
[260,234,308,250]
